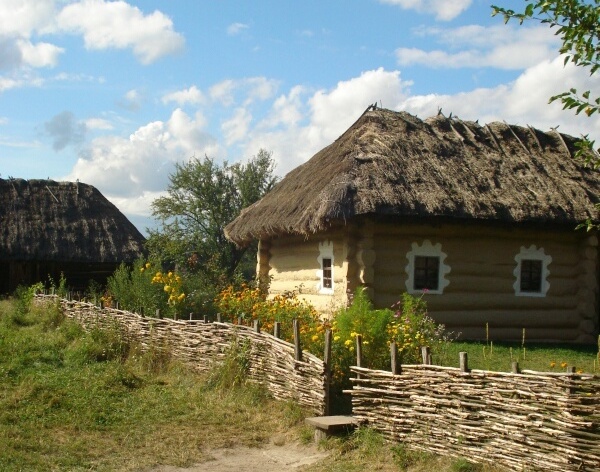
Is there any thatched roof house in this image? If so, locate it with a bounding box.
[0,178,145,293]
[226,107,600,343]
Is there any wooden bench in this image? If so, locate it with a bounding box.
[305,415,361,442]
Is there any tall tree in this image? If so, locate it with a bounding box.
[147,149,278,286]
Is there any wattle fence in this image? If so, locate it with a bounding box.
[34,294,329,415]
[348,360,600,471]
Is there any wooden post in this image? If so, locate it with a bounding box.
[323,329,332,415]
[115,301,119,310]
[511,361,519,374]
[156,309,162,319]
[173,312,178,321]
[421,346,431,365]
[355,334,363,379]
[293,319,302,361]
[567,366,576,374]
[391,341,401,375]
[100,299,104,309]
[216,313,222,323]
[238,316,243,326]
[253,319,261,333]
[140,307,144,318]
[203,315,209,323]
[459,352,469,372]
[274,321,281,339]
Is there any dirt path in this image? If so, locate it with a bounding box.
[148,441,329,472]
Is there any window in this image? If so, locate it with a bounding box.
[414,256,440,290]
[513,245,551,297]
[405,240,450,295]
[317,240,334,294]
[520,259,542,293]
[322,258,332,289]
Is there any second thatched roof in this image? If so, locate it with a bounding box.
[225,107,600,245]
[0,178,146,262]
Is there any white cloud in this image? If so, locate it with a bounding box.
[209,77,279,106]
[57,0,185,64]
[65,108,220,215]
[397,24,558,69]
[18,38,63,68]
[85,117,113,130]
[379,0,472,21]
[161,85,205,106]
[222,107,252,145]
[227,22,249,36]
[0,0,55,37]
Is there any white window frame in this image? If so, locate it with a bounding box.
[316,240,334,295]
[405,240,450,295]
[513,245,551,297]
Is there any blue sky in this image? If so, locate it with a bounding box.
[1,0,599,233]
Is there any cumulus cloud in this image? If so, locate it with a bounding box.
[397,24,558,69]
[57,0,185,64]
[44,111,86,151]
[161,85,205,106]
[379,0,472,21]
[0,0,55,37]
[65,108,220,216]
[84,117,113,130]
[222,107,252,145]
[119,89,143,111]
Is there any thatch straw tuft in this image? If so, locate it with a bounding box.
[225,108,600,245]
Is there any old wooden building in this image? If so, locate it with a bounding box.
[225,107,600,343]
[0,178,145,294]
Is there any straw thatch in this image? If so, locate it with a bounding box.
[0,178,145,292]
[0,178,145,262]
[225,107,600,245]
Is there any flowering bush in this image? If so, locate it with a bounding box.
[214,284,325,348]
[387,292,455,364]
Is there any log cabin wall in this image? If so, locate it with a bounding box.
[370,221,599,344]
[266,230,349,313]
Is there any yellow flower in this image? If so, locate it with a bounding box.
[311,335,319,342]
[334,335,340,342]
[140,267,145,272]
[164,285,171,292]
[344,339,352,347]
[550,362,556,368]
[561,362,568,368]
[145,262,151,269]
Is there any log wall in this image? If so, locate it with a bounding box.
[34,295,327,415]
[349,364,600,472]
[368,222,599,343]
[267,230,348,313]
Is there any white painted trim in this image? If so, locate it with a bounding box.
[316,240,334,295]
[513,245,552,297]
[405,240,450,295]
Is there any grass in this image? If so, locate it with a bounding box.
[0,298,307,471]
[436,339,599,373]
[1,296,594,472]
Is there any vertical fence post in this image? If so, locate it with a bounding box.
[253,319,261,333]
[293,319,302,361]
[203,315,209,323]
[156,309,162,319]
[115,301,119,310]
[511,361,519,374]
[140,307,145,318]
[356,334,363,379]
[323,329,332,415]
[274,321,281,339]
[238,316,243,326]
[421,346,431,365]
[391,341,401,375]
[459,352,469,372]
[217,313,222,323]
[567,366,576,374]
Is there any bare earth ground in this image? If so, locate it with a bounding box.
[148,441,330,472]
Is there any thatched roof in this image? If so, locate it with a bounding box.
[0,178,145,262]
[225,107,600,245]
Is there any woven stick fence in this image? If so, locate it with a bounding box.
[34,294,329,415]
[347,339,600,472]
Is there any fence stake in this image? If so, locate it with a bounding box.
[459,352,469,372]
[140,307,145,318]
[253,319,261,333]
[391,341,401,375]
[323,329,332,416]
[421,346,431,365]
[274,321,281,339]
[567,366,576,374]
[217,313,222,323]
[156,309,162,319]
[115,301,119,310]
[293,319,302,361]
[238,316,243,326]
[203,315,209,323]
[356,334,363,379]
[511,361,519,374]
